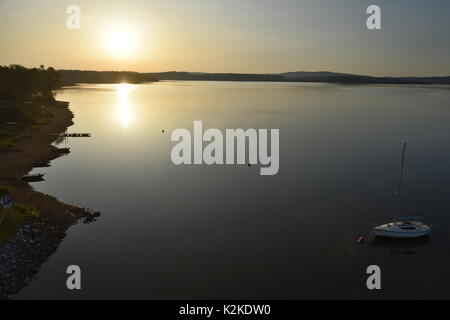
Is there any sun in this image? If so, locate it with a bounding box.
[104,24,139,58]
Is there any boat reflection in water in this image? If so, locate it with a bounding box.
[371,236,429,254]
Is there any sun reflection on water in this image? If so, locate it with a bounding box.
[116,83,134,128]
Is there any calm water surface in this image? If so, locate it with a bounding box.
[17,81,450,299]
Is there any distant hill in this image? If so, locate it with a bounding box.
[58,70,158,85]
[146,71,286,82]
[58,69,450,85]
[281,71,356,78]
[398,76,450,84]
[281,71,450,84]
[147,71,449,85]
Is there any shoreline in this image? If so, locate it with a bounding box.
[0,100,99,299]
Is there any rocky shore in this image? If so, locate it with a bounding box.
[1,220,71,298]
[0,100,99,299]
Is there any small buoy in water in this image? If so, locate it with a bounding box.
[162,129,165,133]
[357,236,365,244]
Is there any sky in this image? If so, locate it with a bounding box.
[0,0,449,76]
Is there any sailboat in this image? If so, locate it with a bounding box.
[373,143,431,238]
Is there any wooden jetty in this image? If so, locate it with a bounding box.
[64,133,91,137]
[53,133,91,137]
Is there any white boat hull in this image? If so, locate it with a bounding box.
[373,222,431,238]
[373,228,430,238]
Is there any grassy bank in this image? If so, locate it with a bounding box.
[0,97,100,298]
[0,65,99,298]
[0,100,51,245]
[0,100,57,248]
[0,186,41,247]
[0,100,53,151]
[0,98,97,247]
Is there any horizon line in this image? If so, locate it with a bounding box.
[54,68,450,78]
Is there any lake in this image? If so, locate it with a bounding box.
[16,81,450,299]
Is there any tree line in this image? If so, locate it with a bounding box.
[0,65,61,102]
[58,70,158,85]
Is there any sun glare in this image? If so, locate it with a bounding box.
[117,83,134,99]
[104,24,139,58]
[116,83,135,128]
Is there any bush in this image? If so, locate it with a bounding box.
[13,203,40,219]
[0,140,13,151]
[0,185,14,196]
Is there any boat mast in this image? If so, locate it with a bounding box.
[393,142,407,223]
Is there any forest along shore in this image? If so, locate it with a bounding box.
[0,100,99,299]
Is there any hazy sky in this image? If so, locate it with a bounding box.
[0,0,449,76]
